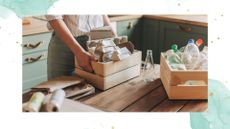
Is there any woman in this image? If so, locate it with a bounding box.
[46,15,116,79]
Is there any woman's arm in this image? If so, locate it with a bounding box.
[103,15,117,37]
[49,19,95,72]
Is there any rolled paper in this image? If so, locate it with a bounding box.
[23,92,45,112]
[46,89,65,112]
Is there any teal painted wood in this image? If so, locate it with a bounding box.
[142,19,160,63]
[22,32,52,55]
[22,51,48,64]
[159,21,208,52]
[23,75,47,91]
[117,19,142,51]
[23,51,48,91]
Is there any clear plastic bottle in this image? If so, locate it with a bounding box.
[181,39,200,70]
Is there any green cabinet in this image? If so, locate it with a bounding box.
[22,32,52,91]
[117,19,142,51]
[141,19,159,62]
[142,19,208,64]
[159,21,208,52]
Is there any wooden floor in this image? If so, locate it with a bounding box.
[23,65,207,112]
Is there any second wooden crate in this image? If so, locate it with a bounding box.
[160,53,208,100]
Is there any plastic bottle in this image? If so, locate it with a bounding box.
[181,39,200,70]
[172,44,183,58]
[166,44,181,64]
[166,44,187,70]
[180,38,203,52]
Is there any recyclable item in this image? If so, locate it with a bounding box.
[45,89,65,112]
[102,52,113,62]
[94,50,104,62]
[90,51,142,77]
[65,84,95,100]
[95,46,117,53]
[142,49,156,83]
[165,49,181,64]
[98,39,116,47]
[111,47,131,61]
[181,39,200,70]
[113,37,120,44]
[196,38,203,47]
[88,47,96,55]
[193,51,208,70]
[113,36,128,45]
[117,41,135,53]
[23,92,45,112]
[202,46,208,55]
[90,26,115,40]
[171,44,182,58]
[31,76,85,92]
[120,36,128,43]
[170,63,186,70]
[87,40,99,48]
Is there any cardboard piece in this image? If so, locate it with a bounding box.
[32,76,85,92]
[90,26,115,40]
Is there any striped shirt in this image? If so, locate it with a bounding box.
[46,15,105,37]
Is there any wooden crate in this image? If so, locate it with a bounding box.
[160,53,208,100]
[75,50,142,76]
[75,64,141,90]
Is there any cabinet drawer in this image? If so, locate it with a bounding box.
[23,51,48,64]
[117,19,140,36]
[23,76,47,91]
[22,32,52,55]
[23,51,48,91]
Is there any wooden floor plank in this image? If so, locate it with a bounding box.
[151,99,188,112]
[82,78,162,111]
[179,100,208,112]
[122,86,167,112]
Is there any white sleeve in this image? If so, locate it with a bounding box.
[45,15,63,21]
[45,15,63,30]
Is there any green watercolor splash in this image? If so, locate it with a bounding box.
[0,0,57,18]
[190,79,230,129]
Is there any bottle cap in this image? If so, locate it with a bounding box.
[171,44,178,52]
[188,39,195,44]
[196,38,203,46]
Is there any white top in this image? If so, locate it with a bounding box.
[46,15,105,36]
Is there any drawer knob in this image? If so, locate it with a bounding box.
[179,25,192,32]
[25,54,44,63]
[24,41,44,49]
[127,22,133,29]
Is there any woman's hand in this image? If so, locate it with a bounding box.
[76,50,96,72]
